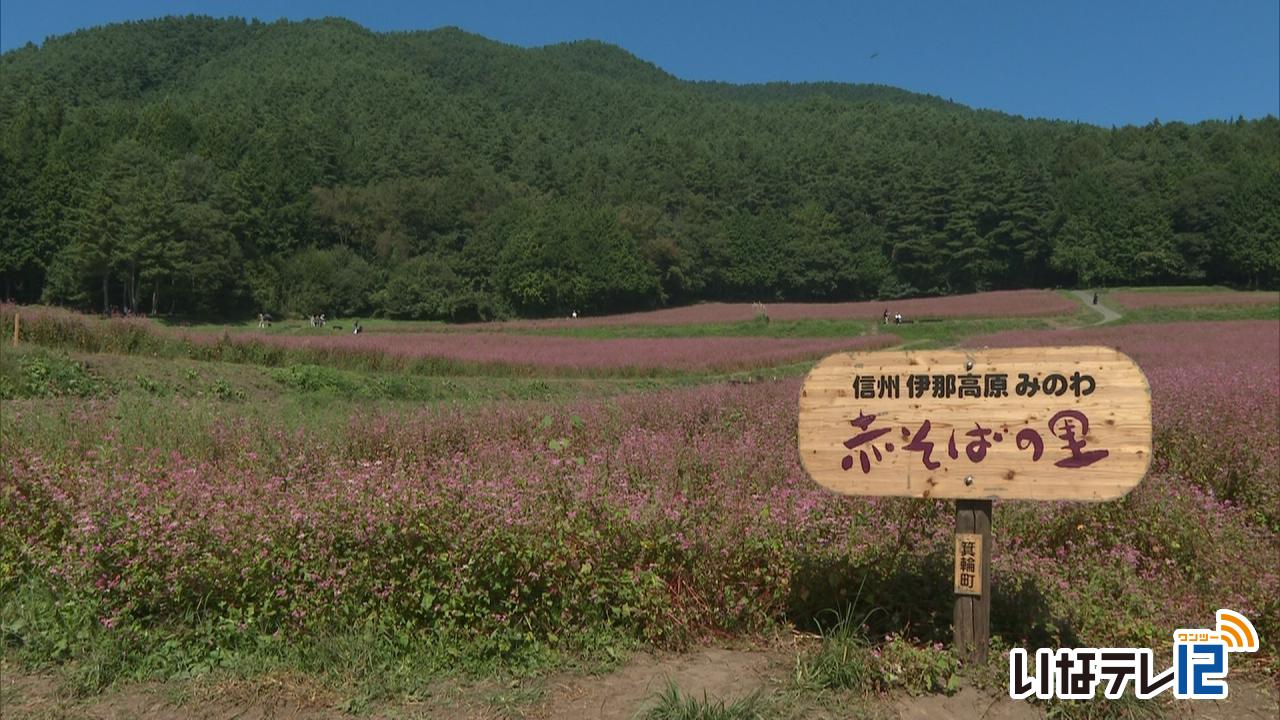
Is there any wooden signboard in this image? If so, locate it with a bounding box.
[799,345,1153,663]
[798,347,1152,502]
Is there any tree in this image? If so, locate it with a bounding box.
[277,246,374,318]
[2,17,1276,320]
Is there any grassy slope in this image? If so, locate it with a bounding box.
[0,343,710,408]
[11,296,1274,397]
[1113,303,1280,324]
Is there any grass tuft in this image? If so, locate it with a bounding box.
[645,681,766,720]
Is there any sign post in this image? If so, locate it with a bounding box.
[799,347,1151,664]
[953,501,990,663]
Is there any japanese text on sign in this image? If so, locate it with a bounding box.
[841,409,1108,475]
[853,371,1096,399]
[798,347,1153,501]
[954,533,983,596]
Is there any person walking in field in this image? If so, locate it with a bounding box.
[883,308,889,324]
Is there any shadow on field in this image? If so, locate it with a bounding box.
[989,571,1081,649]
[786,550,1079,649]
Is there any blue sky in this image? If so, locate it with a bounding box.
[2,1,1277,127]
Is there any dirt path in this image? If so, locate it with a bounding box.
[1071,289,1122,324]
[5,649,1277,719]
[535,646,788,719]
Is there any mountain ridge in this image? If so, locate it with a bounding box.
[2,16,980,116]
[0,16,1275,318]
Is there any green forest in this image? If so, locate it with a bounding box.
[2,16,1277,320]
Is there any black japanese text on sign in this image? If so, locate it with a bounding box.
[798,347,1153,501]
[954,533,983,596]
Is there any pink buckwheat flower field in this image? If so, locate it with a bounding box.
[1107,290,1280,311]
[0,303,894,374]
[483,289,1078,328]
[206,331,895,372]
[2,298,1278,714]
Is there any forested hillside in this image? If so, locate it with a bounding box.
[2,16,1277,319]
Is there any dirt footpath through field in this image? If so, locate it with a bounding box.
[1071,289,1122,324]
[4,648,1277,719]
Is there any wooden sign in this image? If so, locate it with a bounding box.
[798,347,1152,501]
[954,533,983,595]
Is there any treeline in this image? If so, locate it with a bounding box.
[1,16,1277,320]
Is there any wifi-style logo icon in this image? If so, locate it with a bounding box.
[1215,609,1259,653]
